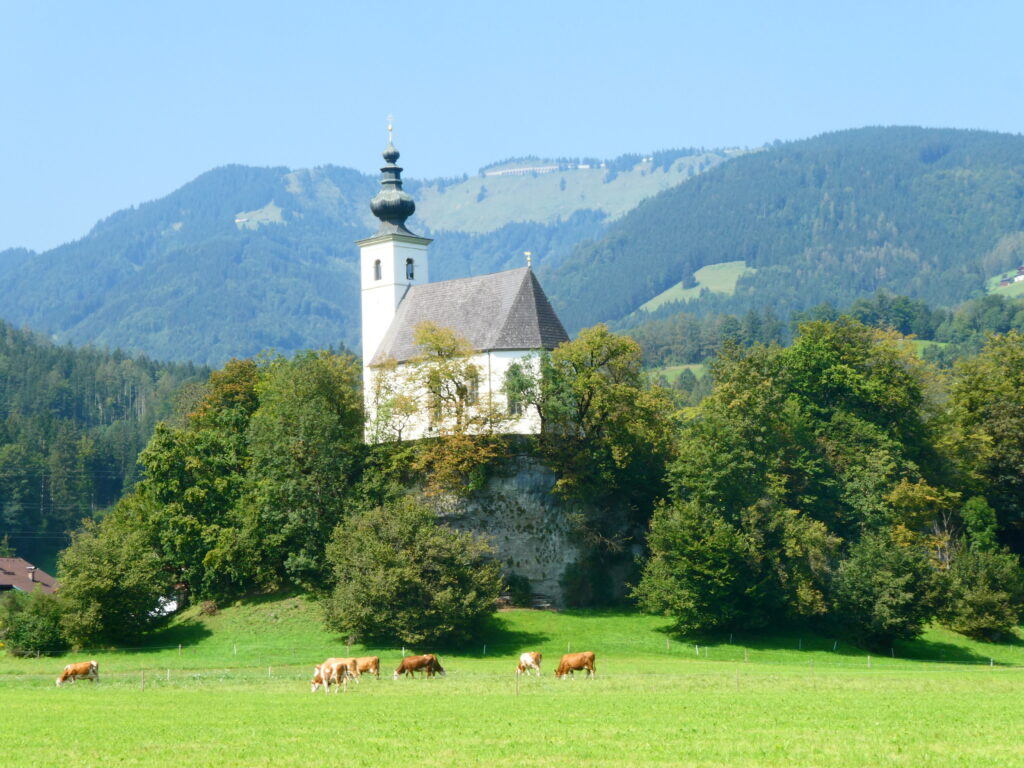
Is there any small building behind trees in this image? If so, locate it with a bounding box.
[0,557,58,594]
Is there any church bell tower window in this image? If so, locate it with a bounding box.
[406,258,415,280]
[374,260,382,281]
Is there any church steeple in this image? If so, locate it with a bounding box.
[369,125,417,236]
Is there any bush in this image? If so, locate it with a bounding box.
[505,573,533,608]
[633,500,770,634]
[941,544,1024,641]
[322,497,503,646]
[831,532,941,648]
[0,589,68,657]
[58,513,174,648]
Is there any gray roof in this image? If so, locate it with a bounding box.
[371,267,570,365]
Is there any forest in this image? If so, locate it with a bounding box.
[0,320,205,565]
[552,127,1024,333]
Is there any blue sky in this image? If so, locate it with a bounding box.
[2,0,1022,252]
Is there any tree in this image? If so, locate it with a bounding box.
[941,544,1024,641]
[244,351,364,589]
[508,324,675,506]
[945,331,1024,549]
[321,497,502,646]
[372,323,511,495]
[0,589,67,656]
[57,512,173,648]
[831,532,940,648]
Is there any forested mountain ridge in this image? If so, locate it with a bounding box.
[0,151,721,366]
[551,127,1024,333]
[0,320,206,567]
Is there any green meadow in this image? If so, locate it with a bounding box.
[641,260,753,312]
[4,599,1023,767]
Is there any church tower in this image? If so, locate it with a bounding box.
[357,130,431,384]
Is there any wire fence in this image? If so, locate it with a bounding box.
[3,638,1023,690]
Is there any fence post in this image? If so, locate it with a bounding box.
[695,644,699,656]
[268,666,272,678]
[867,655,871,668]
[178,644,182,656]
[483,644,487,656]
[166,669,170,682]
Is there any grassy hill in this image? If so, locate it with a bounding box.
[640,260,753,311]
[2,596,1022,767]
[414,151,733,233]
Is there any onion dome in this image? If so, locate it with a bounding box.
[370,141,417,235]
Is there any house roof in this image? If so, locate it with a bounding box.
[0,558,58,594]
[371,267,570,365]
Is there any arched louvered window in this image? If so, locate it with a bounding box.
[406,258,415,280]
[373,260,382,281]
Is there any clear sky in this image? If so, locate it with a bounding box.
[2,0,1022,252]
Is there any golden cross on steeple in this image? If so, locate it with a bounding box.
[524,251,532,268]
[387,114,394,144]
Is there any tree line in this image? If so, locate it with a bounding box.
[2,317,1023,655]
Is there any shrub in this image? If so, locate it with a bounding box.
[831,532,941,648]
[322,497,502,646]
[0,589,68,657]
[941,545,1024,641]
[505,573,533,608]
[58,514,174,648]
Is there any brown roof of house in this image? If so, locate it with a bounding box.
[0,558,58,594]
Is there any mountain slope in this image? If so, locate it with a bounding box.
[0,152,715,365]
[549,127,1024,333]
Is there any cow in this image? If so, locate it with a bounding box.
[354,656,380,679]
[56,660,99,687]
[555,651,596,679]
[310,658,354,694]
[393,654,445,679]
[516,651,542,677]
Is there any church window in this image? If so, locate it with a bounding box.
[406,258,415,279]
[466,374,479,406]
[507,393,523,416]
[373,260,381,280]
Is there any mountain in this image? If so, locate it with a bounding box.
[0,150,728,366]
[549,127,1024,334]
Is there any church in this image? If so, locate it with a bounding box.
[358,136,570,441]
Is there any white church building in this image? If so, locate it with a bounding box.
[358,137,570,442]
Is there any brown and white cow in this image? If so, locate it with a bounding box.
[310,658,354,694]
[555,651,596,679]
[393,654,445,679]
[516,651,542,677]
[353,656,380,679]
[56,660,99,687]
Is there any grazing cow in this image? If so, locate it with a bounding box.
[516,651,542,677]
[354,656,380,679]
[555,651,596,679]
[310,658,354,694]
[393,654,445,679]
[56,660,99,687]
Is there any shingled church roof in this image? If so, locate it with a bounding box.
[371,267,569,365]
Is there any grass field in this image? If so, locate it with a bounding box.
[641,260,753,312]
[4,598,1024,767]
[987,269,1024,297]
[646,363,708,384]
